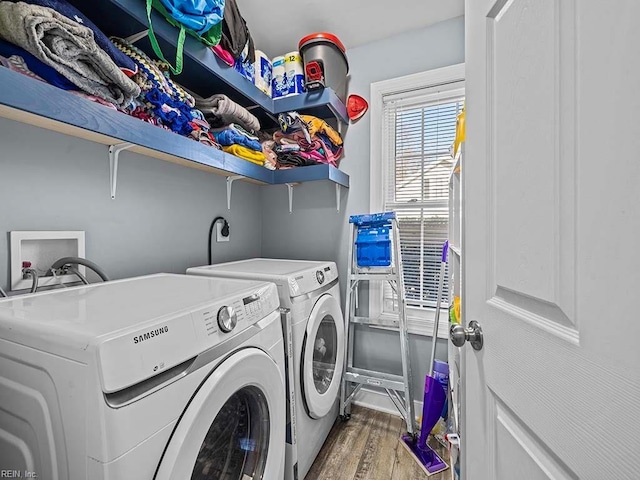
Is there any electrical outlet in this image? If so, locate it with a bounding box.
[216,222,229,242]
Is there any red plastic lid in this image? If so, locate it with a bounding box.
[298,32,346,54]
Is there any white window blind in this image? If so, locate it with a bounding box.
[382,90,464,311]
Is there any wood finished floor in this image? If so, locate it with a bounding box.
[306,405,450,480]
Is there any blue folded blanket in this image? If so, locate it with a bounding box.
[212,129,262,151]
[13,0,137,75]
[0,38,77,90]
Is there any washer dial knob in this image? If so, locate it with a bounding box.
[217,306,237,333]
[316,270,325,284]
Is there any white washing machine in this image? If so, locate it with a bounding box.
[187,258,345,480]
[0,273,286,480]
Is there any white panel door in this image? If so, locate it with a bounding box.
[464,1,640,479]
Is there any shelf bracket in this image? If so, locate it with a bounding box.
[109,142,134,199]
[226,175,245,210]
[124,29,149,44]
[286,183,294,214]
[335,184,341,212]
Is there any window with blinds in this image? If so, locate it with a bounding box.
[382,91,464,312]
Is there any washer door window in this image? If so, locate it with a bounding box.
[301,294,345,419]
[156,348,285,480]
[191,386,268,479]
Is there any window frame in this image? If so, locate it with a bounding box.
[369,63,465,338]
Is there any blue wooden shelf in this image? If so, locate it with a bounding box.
[273,88,348,127]
[0,68,272,183]
[0,68,349,196]
[273,164,349,187]
[66,0,350,126]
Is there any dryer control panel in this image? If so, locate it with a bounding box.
[287,262,338,298]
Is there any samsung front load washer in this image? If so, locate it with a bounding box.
[187,258,345,480]
[0,273,286,480]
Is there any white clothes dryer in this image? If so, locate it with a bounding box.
[0,273,286,480]
[187,258,345,480]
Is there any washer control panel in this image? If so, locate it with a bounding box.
[97,277,279,393]
[191,282,279,347]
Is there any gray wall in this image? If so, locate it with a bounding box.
[0,15,464,404]
[261,16,465,402]
[0,118,262,289]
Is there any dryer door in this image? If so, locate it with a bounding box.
[301,294,345,419]
[156,348,285,480]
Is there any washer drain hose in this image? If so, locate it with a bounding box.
[50,257,110,282]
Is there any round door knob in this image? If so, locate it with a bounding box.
[217,306,237,333]
[449,320,483,351]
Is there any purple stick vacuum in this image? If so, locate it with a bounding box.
[400,241,449,475]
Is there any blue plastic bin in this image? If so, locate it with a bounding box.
[355,226,391,266]
[350,212,396,267]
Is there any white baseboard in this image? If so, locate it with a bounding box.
[352,387,423,419]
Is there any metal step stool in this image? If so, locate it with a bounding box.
[339,212,416,435]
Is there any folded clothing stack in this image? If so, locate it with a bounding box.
[269,112,343,169]
[193,93,266,165]
[0,0,140,106]
[210,124,261,165]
